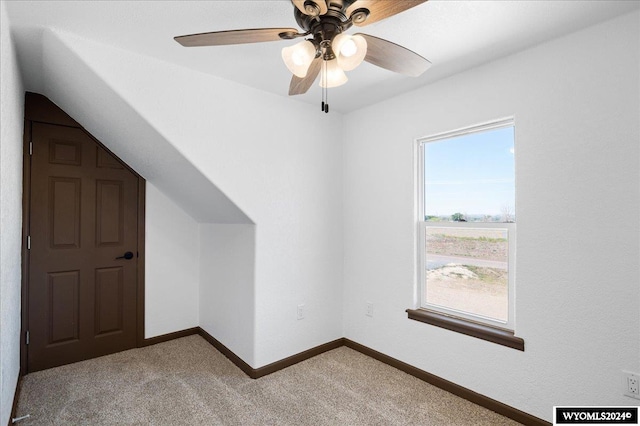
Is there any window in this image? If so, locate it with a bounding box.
[409,118,523,350]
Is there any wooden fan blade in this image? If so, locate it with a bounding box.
[346,0,427,26]
[357,33,431,77]
[289,57,322,95]
[292,0,328,16]
[174,28,299,47]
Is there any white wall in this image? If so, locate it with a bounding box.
[33,30,344,368]
[200,224,256,365]
[0,1,25,424]
[145,183,199,338]
[342,11,640,422]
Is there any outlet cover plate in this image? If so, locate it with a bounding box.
[623,371,640,399]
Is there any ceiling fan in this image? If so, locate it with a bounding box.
[174,0,431,112]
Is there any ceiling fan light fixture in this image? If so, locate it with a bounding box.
[175,0,432,110]
[282,40,316,78]
[333,33,367,71]
[319,59,348,88]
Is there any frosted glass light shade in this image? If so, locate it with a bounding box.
[319,59,348,88]
[281,40,316,78]
[332,33,367,71]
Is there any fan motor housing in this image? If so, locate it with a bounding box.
[294,6,352,42]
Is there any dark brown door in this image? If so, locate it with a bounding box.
[28,122,139,372]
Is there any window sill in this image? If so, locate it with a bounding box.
[406,309,524,351]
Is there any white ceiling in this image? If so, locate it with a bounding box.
[6,0,640,113]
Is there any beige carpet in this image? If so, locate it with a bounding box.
[15,335,520,425]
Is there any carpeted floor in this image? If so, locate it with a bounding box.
[15,335,520,425]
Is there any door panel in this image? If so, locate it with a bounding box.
[48,139,82,166]
[49,177,81,248]
[28,122,139,372]
[47,271,80,345]
[96,180,124,246]
[94,267,124,336]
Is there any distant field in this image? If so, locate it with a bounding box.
[426,229,507,262]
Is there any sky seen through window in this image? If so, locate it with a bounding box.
[424,126,515,219]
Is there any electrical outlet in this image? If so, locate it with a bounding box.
[297,304,305,320]
[366,302,374,317]
[623,371,640,399]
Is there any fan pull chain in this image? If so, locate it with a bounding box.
[321,60,324,111]
[324,86,329,113]
[321,60,329,113]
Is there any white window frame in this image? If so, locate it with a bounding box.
[416,118,516,331]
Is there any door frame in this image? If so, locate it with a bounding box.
[20,92,146,374]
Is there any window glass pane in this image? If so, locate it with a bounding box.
[424,126,515,223]
[425,227,508,322]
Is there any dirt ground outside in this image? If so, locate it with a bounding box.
[426,265,507,321]
[425,229,508,322]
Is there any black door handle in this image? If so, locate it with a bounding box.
[115,251,134,260]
